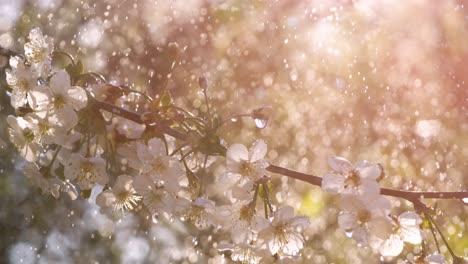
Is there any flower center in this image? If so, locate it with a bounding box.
[357,209,371,224]
[54,95,66,109]
[239,205,255,223]
[240,160,255,178]
[23,128,35,143]
[344,170,361,189]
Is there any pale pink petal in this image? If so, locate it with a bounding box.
[356,162,382,180]
[249,139,267,162]
[328,156,353,173]
[227,144,249,165]
[399,225,422,244]
[147,138,166,156]
[379,234,404,257]
[338,212,357,231]
[398,212,422,226]
[321,172,345,193]
[50,70,71,93]
[67,86,88,110]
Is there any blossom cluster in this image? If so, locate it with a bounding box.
[4,29,310,264]
[322,157,425,257]
[3,28,452,263]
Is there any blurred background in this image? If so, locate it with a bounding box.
[0,0,467,263]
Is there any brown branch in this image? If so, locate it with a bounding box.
[266,164,468,202]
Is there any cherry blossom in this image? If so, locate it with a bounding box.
[24,28,54,78]
[370,211,424,257]
[63,153,108,190]
[96,175,141,214]
[337,194,391,246]
[7,115,41,162]
[226,140,269,183]
[5,56,39,108]
[257,206,310,255]
[136,138,182,193]
[321,156,381,195]
[32,70,88,130]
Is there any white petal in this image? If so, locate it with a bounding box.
[28,85,51,111]
[356,163,382,180]
[249,139,267,162]
[321,172,345,193]
[338,212,357,231]
[50,70,71,92]
[352,226,369,247]
[340,194,365,212]
[226,144,249,165]
[369,216,394,240]
[328,156,353,173]
[399,225,422,244]
[148,138,166,157]
[379,234,404,257]
[273,206,295,223]
[66,86,88,110]
[96,190,116,208]
[398,211,423,226]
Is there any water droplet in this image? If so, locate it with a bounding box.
[345,231,353,238]
[254,118,268,129]
[251,106,272,129]
[152,214,159,224]
[230,117,238,122]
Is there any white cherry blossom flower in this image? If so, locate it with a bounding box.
[226,140,269,183]
[32,70,88,130]
[257,206,310,256]
[217,200,258,243]
[24,28,54,78]
[218,241,267,264]
[369,211,424,257]
[96,175,142,213]
[180,197,217,229]
[134,174,188,220]
[7,115,41,162]
[5,56,39,108]
[322,156,381,195]
[136,138,182,192]
[63,153,108,190]
[337,194,391,246]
